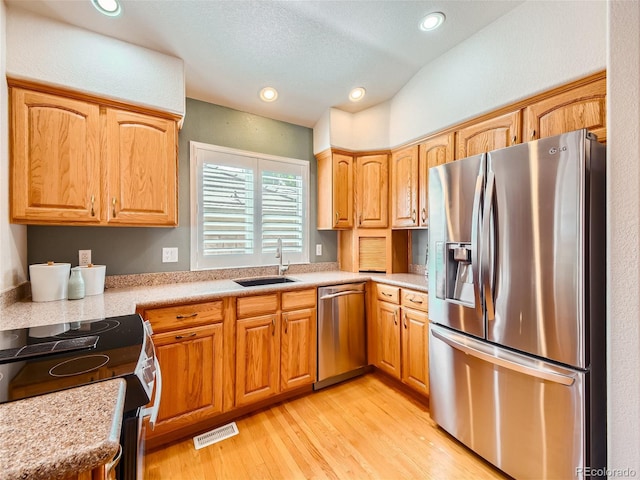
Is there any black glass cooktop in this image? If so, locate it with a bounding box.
[0,314,145,405]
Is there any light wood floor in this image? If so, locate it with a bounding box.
[145,373,509,479]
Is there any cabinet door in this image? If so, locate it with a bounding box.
[281,308,317,391]
[376,301,401,378]
[418,133,454,226]
[401,307,429,395]
[333,153,354,228]
[236,313,280,406]
[10,88,101,224]
[391,146,419,227]
[456,111,521,159]
[105,109,178,226]
[524,77,606,143]
[356,154,388,228]
[151,324,223,431]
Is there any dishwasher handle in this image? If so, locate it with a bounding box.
[319,290,365,300]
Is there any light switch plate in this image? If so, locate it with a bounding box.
[316,244,323,256]
[162,247,178,263]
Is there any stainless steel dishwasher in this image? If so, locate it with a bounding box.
[314,282,367,390]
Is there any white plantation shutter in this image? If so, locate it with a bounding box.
[191,142,309,270]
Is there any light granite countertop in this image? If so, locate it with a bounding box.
[0,271,427,331]
[0,270,426,478]
[0,378,126,480]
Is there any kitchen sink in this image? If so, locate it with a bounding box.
[233,276,297,287]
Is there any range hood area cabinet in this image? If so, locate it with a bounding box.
[9,81,179,227]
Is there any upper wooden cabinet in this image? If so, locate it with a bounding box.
[390,145,419,227]
[106,109,178,225]
[316,150,353,229]
[418,133,454,226]
[9,82,179,227]
[10,88,102,224]
[524,76,606,143]
[355,153,388,228]
[456,110,521,159]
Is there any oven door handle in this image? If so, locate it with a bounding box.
[141,356,162,430]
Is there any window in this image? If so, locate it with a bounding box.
[190,142,309,270]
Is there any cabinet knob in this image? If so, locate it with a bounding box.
[112,197,117,218]
[90,195,95,217]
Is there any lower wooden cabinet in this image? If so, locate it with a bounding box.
[280,307,317,391]
[376,300,401,378]
[235,290,317,406]
[373,283,429,396]
[235,313,280,406]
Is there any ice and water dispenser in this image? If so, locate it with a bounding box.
[435,242,475,306]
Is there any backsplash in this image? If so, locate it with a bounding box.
[105,262,339,289]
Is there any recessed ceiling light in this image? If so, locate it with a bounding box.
[260,87,278,102]
[420,12,445,31]
[349,87,366,102]
[91,0,122,16]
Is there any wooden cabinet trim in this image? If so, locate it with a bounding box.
[281,289,316,311]
[376,283,400,304]
[236,294,279,319]
[400,289,429,313]
[7,77,183,122]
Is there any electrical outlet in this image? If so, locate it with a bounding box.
[316,244,323,256]
[162,247,179,263]
[79,250,91,266]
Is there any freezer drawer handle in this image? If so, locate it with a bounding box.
[320,290,365,300]
[432,329,576,386]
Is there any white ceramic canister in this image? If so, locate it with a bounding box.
[78,264,106,296]
[29,262,71,302]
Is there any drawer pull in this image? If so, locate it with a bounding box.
[175,332,197,340]
[381,292,393,297]
[90,195,95,217]
[409,297,423,304]
[112,197,117,217]
[393,311,398,325]
[176,313,198,319]
[283,314,288,334]
[403,313,408,329]
[421,208,426,222]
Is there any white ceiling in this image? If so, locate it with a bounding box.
[6,0,522,127]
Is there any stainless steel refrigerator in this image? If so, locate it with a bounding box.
[428,129,606,479]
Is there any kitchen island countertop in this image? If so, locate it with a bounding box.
[0,378,125,480]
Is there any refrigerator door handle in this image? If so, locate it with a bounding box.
[470,154,485,316]
[432,328,576,386]
[482,168,496,321]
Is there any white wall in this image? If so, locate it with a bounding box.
[319,0,607,151]
[607,0,640,473]
[6,7,185,116]
[0,0,27,293]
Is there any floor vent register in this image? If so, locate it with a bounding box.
[193,422,239,450]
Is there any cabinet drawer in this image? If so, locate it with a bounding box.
[144,301,223,333]
[376,284,400,304]
[236,294,279,319]
[401,289,428,313]
[282,289,316,311]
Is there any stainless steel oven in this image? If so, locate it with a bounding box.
[0,313,161,480]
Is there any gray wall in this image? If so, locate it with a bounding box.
[27,98,337,275]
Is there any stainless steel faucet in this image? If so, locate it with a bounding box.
[276,238,289,276]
